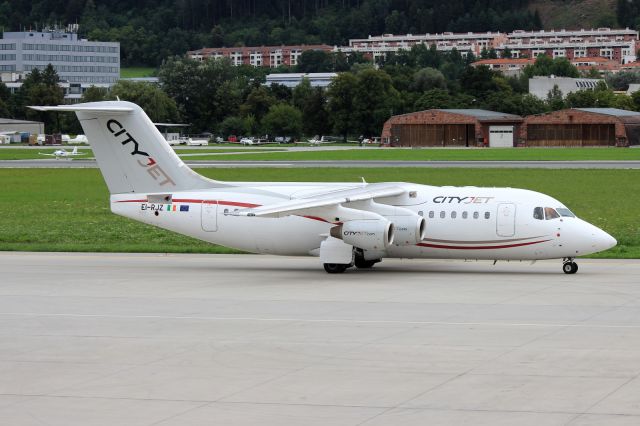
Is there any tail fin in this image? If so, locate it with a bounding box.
[30,101,223,194]
[71,146,78,155]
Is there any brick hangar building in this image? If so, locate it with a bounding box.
[381,108,640,147]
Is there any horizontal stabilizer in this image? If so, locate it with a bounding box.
[29,105,134,113]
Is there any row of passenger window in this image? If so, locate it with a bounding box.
[418,210,491,220]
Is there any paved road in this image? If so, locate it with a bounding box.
[1,252,639,425]
[4,158,640,169]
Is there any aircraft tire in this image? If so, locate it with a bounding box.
[324,263,348,274]
[355,258,379,269]
[563,262,578,274]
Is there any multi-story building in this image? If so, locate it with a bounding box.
[0,29,120,85]
[187,45,333,67]
[503,28,637,63]
[342,32,506,60]
[342,28,638,65]
[472,56,621,76]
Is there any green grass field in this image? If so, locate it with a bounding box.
[202,147,640,162]
[3,147,640,161]
[0,148,94,160]
[0,147,283,160]
[119,67,156,78]
[0,168,638,258]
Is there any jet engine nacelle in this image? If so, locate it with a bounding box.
[387,215,426,246]
[330,219,394,250]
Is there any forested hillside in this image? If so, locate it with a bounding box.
[1,0,540,66]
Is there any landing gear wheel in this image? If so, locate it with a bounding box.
[562,261,578,274]
[354,258,380,269]
[324,263,349,274]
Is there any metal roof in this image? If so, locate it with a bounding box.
[0,118,44,125]
[575,108,640,117]
[437,109,522,121]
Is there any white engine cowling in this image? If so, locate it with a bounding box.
[330,220,394,250]
[387,215,426,246]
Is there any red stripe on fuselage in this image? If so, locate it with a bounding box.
[116,198,260,208]
[416,239,551,250]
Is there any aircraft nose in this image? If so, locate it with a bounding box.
[600,230,617,250]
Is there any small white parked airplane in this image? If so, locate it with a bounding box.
[31,101,617,274]
[38,146,87,159]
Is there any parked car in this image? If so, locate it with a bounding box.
[274,136,292,144]
[228,135,238,143]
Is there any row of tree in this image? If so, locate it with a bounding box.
[5,49,640,139]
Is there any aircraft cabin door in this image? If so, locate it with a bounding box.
[496,203,516,237]
[201,201,218,232]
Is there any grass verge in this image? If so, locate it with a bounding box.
[200,147,640,162]
[0,168,637,257]
[119,67,156,78]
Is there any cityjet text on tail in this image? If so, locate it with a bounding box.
[30,101,616,274]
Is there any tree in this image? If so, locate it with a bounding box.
[219,115,245,137]
[110,81,179,123]
[292,77,313,111]
[524,55,579,78]
[460,65,500,99]
[81,86,109,102]
[414,89,454,110]
[351,68,400,136]
[301,87,330,136]
[159,57,248,132]
[411,67,447,92]
[0,81,11,118]
[546,85,566,110]
[297,50,332,73]
[19,66,64,132]
[240,86,276,122]
[262,104,303,138]
[327,72,357,140]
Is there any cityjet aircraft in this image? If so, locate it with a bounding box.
[31,101,617,274]
[39,146,86,159]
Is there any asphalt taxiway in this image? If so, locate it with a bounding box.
[1,252,640,425]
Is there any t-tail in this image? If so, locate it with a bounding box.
[30,101,223,194]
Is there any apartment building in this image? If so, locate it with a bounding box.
[342,28,638,64]
[187,45,333,67]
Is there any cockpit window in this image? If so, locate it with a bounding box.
[544,207,560,220]
[533,207,544,220]
[556,208,575,218]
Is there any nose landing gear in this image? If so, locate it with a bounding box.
[562,258,578,274]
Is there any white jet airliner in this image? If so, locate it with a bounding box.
[39,146,86,159]
[31,101,617,274]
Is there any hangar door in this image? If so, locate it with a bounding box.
[527,124,615,147]
[390,124,475,147]
[489,126,514,147]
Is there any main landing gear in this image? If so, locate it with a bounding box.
[562,258,579,274]
[324,251,382,273]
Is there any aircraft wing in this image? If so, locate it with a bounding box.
[234,184,406,218]
[38,153,57,156]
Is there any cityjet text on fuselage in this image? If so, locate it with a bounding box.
[432,196,494,204]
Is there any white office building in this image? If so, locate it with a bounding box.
[0,29,120,87]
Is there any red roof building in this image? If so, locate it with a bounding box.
[187,45,333,67]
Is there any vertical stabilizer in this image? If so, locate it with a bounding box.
[30,101,223,194]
